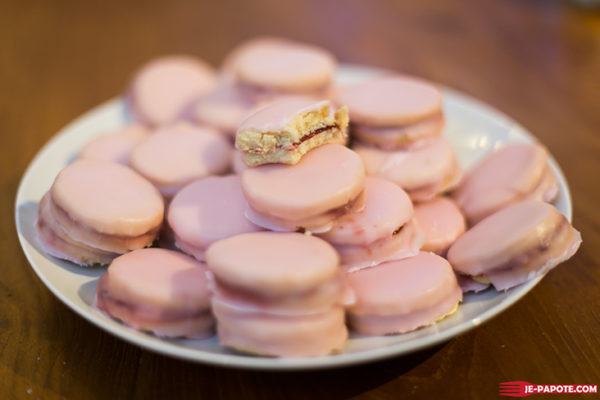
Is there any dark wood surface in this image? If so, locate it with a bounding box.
[1,0,599,398]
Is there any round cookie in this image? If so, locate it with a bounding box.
[346,252,462,335]
[447,201,581,291]
[453,142,558,225]
[168,175,262,261]
[130,123,232,198]
[413,197,466,256]
[229,38,335,101]
[191,84,254,137]
[242,144,365,232]
[79,125,148,166]
[206,232,350,357]
[37,159,164,266]
[335,75,444,150]
[96,248,214,338]
[335,75,443,127]
[319,177,423,271]
[354,137,461,202]
[128,55,217,127]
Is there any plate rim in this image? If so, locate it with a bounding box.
[15,64,572,370]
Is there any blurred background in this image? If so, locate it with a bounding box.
[1,0,599,398]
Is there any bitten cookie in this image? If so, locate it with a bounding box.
[236,97,348,166]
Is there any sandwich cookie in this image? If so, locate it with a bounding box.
[128,55,217,127]
[96,248,214,338]
[346,252,462,335]
[206,232,352,357]
[413,197,466,256]
[453,142,558,225]
[318,177,423,272]
[229,38,336,102]
[191,84,254,138]
[354,137,461,202]
[241,144,366,233]
[130,123,231,198]
[236,96,349,166]
[37,159,164,266]
[79,125,148,166]
[168,175,263,261]
[447,201,581,291]
[335,75,444,150]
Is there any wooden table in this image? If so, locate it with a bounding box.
[2,0,599,398]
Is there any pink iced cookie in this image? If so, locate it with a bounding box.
[96,248,214,338]
[37,159,164,266]
[319,177,423,271]
[413,197,466,256]
[230,38,335,101]
[335,75,444,149]
[128,55,217,127]
[167,175,262,261]
[206,232,351,357]
[346,252,462,335]
[242,144,365,232]
[447,201,581,291]
[79,125,148,166]
[453,143,558,225]
[354,137,461,202]
[191,84,254,137]
[130,123,231,198]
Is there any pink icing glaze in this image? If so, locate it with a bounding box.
[351,113,445,150]
[447,201,582,290]
[79,125,148,166]
[129,123,232,198]
[42,192,158,254]
[242,144,365,221]
[319,177,413,246]
[167,175,263,261]
[335,75,442,126]
[233,41,335,92]
[334,218,424,272]
[206,232,339,296]
[50,159,164,237]
[348,286,461,335]
[221,36,292,81]
[413,197,466,256]
[212,301,347,357]
[37,213,118,266]
[455,275,491,293]
[354,138,460,201]
[453,143,553,224]
[244,203,334,233]
[211,273,354,317]
[346,252,462,335]
[129,55,217,127]
[237,96,329,134]
[191,84,254,136]
[97,248,212,312]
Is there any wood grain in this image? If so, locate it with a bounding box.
[1,0,599,398]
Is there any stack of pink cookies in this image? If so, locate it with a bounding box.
[34,36,582,359]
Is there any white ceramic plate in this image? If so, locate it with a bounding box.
[15,65,572,370]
